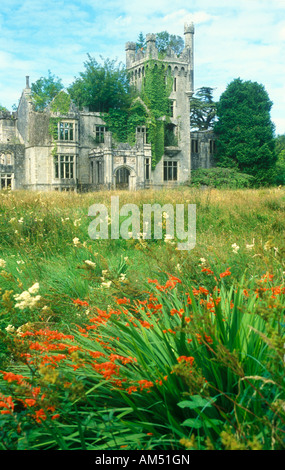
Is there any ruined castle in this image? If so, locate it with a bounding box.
[0,23,215,192]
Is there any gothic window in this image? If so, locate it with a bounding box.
[191,139,199,153]
[0,173,12,189]
[173,77,177,92]
[54,155,75,179]
[137,126,149,144]
[57,121,78,141]
[145,157,150,181]
[94,126,107,143]
[163,161,177,182]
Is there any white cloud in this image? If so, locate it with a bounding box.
[0,0,285,134]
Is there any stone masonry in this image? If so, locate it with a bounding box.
[0,23,215,192]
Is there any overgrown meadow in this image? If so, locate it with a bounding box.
[0,187,284,450]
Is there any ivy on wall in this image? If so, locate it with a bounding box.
[102,59,174,168]
[48,91,72,156]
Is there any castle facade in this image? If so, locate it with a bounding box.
[0,23,215,192]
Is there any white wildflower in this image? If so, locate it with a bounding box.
[0,259,6,268]
[102,280,112,288]
[74,219,81,227]
[73,237,80,246]
[274,247,278,256]
[199,258,206,266]
[28,282,40,294]
[231,243,240,254]
[85,260,96,268]
[5,324,15,333]
[14,284,41,310]
[246,239,255,250]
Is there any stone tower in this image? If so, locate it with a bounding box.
[125,23,195,186]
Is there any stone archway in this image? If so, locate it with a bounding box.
[114,166,136,190]
[115,166,130,190]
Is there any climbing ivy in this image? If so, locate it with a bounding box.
[140,60,173,167]
[103,59,174,168]
[48,91,72,156]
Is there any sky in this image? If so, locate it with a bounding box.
[0,0,285,135]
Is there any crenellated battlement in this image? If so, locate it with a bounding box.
[126,23,194,68]
[125,23,195,97]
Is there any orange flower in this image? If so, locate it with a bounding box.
[0,395,14,415]
[34,409,47,423]
[25,398,36,407]
[137,379,154,391]
[72,298,89,307]
[220,268,231,278]
[177,356,194,366]
[126,385,138,394]
[116,297,130,305]
[202,268,214,275]
[1,371,25,384]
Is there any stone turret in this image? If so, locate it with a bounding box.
[184,22,194,93]
[125,42,136,68]
[146,33,158,59]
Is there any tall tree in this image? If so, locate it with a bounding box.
[31,70,64,111]
[274,134,285,185]
[156,31,184,56]
[214,78,276,185]
[0,105,10,117]
[136,32,146,51]
[190,87,217,130]
[68,55,133,113]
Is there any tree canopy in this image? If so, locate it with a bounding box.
[31,70,64,111]
[155,31,184,55]
[67,55,133,113]
[214,78,276,185]
[274,134,285,185]
[190,87,217,131]
[135,31,184,56]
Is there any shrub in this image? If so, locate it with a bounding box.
[188,167,254,189]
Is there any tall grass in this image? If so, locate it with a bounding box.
[0,187,284,450]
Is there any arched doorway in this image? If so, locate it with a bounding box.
[115,167,130,190]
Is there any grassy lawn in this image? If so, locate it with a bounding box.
[0,187,284,450]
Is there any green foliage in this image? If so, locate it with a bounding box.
[274,134,285,185]
[189,167,254,188]
[50,90,71,114]
[140,60,173,166]
[103,99,149,144]
[156,31,184,56]
[136,32,146,51]
[30,70,64,112]
[68,55,132,113]
[190,87,217,131]
[214,78,276,185]
[0,105,10,117]
[135,31,184,56]
[48,91,72,155]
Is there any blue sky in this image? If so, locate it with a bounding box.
[1,0,285,135]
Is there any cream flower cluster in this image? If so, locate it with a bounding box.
[14,283,41,310]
